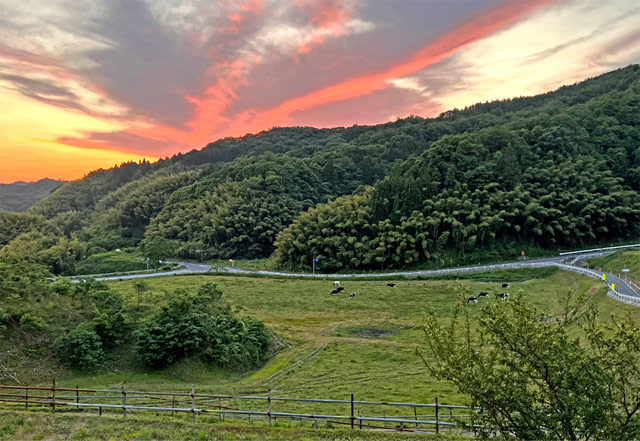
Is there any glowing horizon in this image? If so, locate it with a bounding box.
[1,0,638,183]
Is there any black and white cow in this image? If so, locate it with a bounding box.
[499,293,510,301]
[467,297,478,304]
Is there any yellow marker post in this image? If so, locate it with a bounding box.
[612,283,616,291]
[602,273,606,281]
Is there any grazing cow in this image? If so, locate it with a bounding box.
[467,297,478,304]
[387,283,397,288]
[499,293,510,301]
[349,292,356,299]
[502,283,509,289]
[336,287,345,292]
[478,292,489,298]
[330,289,340,295]
[333,281,340,287]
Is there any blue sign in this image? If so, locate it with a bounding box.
[146,257,150,261]
[315,258,319,262]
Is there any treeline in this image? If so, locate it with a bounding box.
[0,65,638,274]
[275,72,640,270]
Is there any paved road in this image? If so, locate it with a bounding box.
[82,261,212,282]
[75,252,640,300]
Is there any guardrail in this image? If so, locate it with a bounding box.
[0,382,477,434]
[558,243,640,256]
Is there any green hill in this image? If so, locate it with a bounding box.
[0,65,638,275]
[0,178,65,212]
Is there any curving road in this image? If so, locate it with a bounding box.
[82,261,212,282]
[76,251,640,301]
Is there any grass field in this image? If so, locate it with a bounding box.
[0,411,453,441]
[3,267,640,439]
[48,269,637,407]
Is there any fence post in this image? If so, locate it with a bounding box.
[414,405,418,428]
[172,395,176,416]
[76,386,80,412]
[350,393,354,429]
[268,389,272,425]
[449,407,453,433]
[383,410,386,428]
[51,378,56,413]
[191,385,196,423]
[435,396,439,434]
[122,383,127,418]
[25,385,28,410]
[358,410,362,429]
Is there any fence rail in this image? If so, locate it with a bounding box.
[0,380,476,434]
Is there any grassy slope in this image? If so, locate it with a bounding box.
[3,268,639,439]
[49,270,636,407]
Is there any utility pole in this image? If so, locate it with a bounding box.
[313,257,318,275]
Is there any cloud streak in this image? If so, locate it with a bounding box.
[1,0,639,182]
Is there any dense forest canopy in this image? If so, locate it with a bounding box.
[1,65,638,274]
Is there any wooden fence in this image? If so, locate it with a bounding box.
[0,380,477,434]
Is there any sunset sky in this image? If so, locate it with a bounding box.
[1,0,639,183]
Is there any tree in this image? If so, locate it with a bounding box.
[133,280,150,307]
[144,236,172,264]
[420,290,640,440]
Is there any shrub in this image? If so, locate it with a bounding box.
[135,291,272,370]
[19,313,48,332]
[90,308,131,348]
[197,282,222,301]
[57,330,104,371]
[0,308,9,333]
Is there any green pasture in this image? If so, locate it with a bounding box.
[47,269,638,412]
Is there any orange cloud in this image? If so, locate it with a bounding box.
[220,0,562,136]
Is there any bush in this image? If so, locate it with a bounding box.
[90,308,131,348]
[57,330,104,371]
[19,313,48,332]
[420,291,640,440]
[135,291,272,370]
[0,308,9,333]
[197,282,222,301]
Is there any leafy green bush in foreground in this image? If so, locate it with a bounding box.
[135,288,272,371]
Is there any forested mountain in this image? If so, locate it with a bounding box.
[0,179,65,211]
[1,65,638,274]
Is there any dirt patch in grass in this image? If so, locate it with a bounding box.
[350,327,394,338]
[332,324,401,340]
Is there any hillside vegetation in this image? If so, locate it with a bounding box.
[0,179,64,212]
[0,65,638,275]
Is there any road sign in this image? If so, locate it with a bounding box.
[315,258,319,262]
[146,257,150,261]
[622,269,630,272]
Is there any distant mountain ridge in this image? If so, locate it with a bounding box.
[0,178,65,212]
